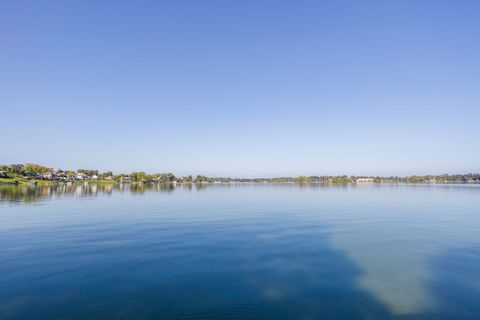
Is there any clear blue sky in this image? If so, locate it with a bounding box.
[1,1,479,177]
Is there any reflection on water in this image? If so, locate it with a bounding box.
[0,182,178,204]
[0,183,479,319]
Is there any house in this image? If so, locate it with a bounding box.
[91,174,98,180]
[41,172,56,180]
[0,171,8,178]
[24,172,41,179]
[356,178,374,183]
[75,173,91,180]
[56,171,67,181]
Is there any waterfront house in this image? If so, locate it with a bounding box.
[24,172,41,179]
[41,172,56,180]
[356,178,374,183]
[75,173,91,180]
[0,171,7,178]
[56,171,67,181]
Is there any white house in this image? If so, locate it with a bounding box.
[356,178,374,183]
[75,173,91,180]
[41,172,56,180]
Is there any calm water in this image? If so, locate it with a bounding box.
[1,183,479,320]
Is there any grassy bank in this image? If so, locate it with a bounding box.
[0,177,58,185]
[0,177,20,184]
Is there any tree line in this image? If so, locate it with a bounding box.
[1,163,479,184]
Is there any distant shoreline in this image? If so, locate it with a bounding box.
[1,163,479,185]
[1,178,479,186]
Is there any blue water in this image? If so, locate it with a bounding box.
[1,183,479,319]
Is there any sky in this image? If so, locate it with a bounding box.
[1,0,479,177]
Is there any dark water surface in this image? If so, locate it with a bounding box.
[1,183,479,319]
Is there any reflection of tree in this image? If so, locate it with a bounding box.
[195,183,208,191]
[0,183,182,204]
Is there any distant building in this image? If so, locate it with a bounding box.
[75,173,91,180]
[356,178,374,183]
[24,172,41,179]
[56,171,67,181]
[120,175,131,183]
[41,172,56,180]
[0,171,7,178]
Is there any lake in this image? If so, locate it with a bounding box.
[1,183,479,319]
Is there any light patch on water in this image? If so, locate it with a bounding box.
[319,191,480,316]
[355,259,435,314]
[328,233,436,315]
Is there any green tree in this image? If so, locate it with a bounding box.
[6,164,25,178]
[297,176,310,183]
[195,175,210,183]
[130,171,148,182]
